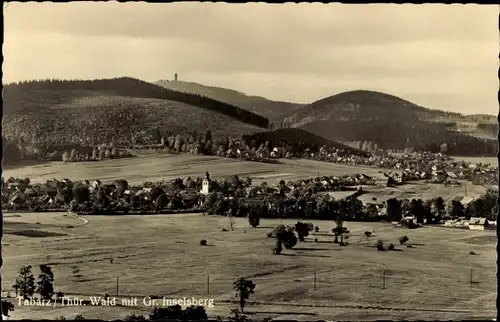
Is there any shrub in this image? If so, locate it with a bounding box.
[388,243,395,251]
[125,313,146,321]
[399,236,409,245]
[268,224,286,238]
[376,239,385,251]
[200,239,207,246]
[278,227,298,249]
[248,212,260,228]
[314,226,320,233]
[184,305,208,320]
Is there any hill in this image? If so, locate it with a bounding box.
[242,128,370,157]
[277,90,497,156]
[4,77,269,127]
[155,79,304,120]
[2,78,269,159]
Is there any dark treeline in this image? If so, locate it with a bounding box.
[242,128,370,157]
[3,77,269,128]
[277,118,497,156]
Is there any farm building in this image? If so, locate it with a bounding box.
[469,217,489,231]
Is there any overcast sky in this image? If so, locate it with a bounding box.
[3,2,498,115]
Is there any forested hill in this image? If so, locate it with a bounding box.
[275,90,497,156]
[155,79,304,120]
[3,77,269,129]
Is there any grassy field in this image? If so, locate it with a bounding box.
[390,153,498,166]
[449,156,498,166]
[2,212,496,320]
[2,153,389,186]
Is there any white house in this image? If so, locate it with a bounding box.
[460,196,474,207]
[469,217,489,231]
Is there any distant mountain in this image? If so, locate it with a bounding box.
[155,80,304,120]
[277,90,497,156]
[2,77,268,149]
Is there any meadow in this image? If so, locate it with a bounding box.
[2,153,496,320]
[2,212,496,320]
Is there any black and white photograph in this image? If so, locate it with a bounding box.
[1,2,498,321]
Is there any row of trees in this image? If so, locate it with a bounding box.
[12,265,57,300]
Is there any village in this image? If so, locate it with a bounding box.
[2,164,496,231]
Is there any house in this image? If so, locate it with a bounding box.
[9,193,26,208]
[446,171,457,179]
[403,214,417,224]
[469,217,489,230]
[92,180,102,189]
[460,196,474,207]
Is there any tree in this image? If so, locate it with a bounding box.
[440,143,448,154]
[92,147,98,160]
[1,300,14,317]
[248,212,260,228]
[72,185,90,204]
[364,231,372,240]
[15,265,36,299]
[386,198,402,222]
[151,187,164,202]
[333,220,345,243]
[233,277,256,313]
[154,194,168,212]
[277,227,297,249]
[174,134,182,152]
[294,221,311,242]
[114,179,129,195]
[409,199,426,223]
[62,151,70,163]
[376,239,385,251]
[204,129,212,143]
[37,264,55,300]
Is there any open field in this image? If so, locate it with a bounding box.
[2,212,496,320]
[2,153,389,186]
[448,156,498,166]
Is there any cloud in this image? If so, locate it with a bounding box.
[3,2,498,115]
